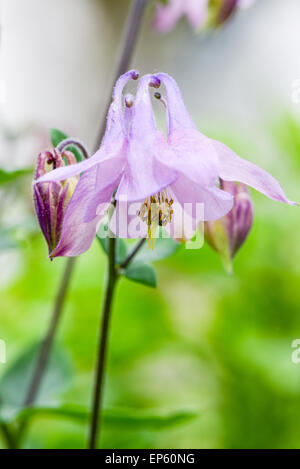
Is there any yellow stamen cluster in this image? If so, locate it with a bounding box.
[138,190,174,248]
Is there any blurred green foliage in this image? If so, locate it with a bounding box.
[0,116,300,449]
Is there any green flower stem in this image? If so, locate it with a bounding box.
[88,0,150,449]
[88,234,147,449]
[0,423,17,449]
[119,238,146,269]
[88,236,118,449]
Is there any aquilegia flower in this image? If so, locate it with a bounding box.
[153,0,256,33]
[153,0,209,33]
[34,70,295,258]
[204,180,253,272]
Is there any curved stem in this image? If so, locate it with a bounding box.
[56,138,90,160]
[24,257,76,407]
[120,238,146,269]
[94,0,149,150]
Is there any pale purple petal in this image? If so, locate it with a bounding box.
[170,174,234,222]
[212,139,297,205]
[103,70,139,145]
[35,140,125,185]
[116,134,177,202]
[185,0,209,30]
[153,72,196,133]
[50,168,104,258]
[153,0,208,33]
[157,127,219,186]
[116,75,178,202]
[153,0,185,33]
[109,200,148,239]
[130,74,161,140]
[83,179,121,223]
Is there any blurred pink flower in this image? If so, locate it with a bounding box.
[153,0,209,33]
[153,0,256,33]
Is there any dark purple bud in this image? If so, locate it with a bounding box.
[33,149,78,258]
[149,76,161,89]
[205,180,254,272]
[130,70,140,81]
[216,0,239,26]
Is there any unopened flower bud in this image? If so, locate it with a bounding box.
[216,0,239,25]
[33,149,79,258]
[204,180,254,272]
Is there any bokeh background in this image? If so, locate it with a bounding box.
[1,0,300,449]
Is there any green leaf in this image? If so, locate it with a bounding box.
[0,168,32,185]
[49,128,68,148]
[103,407,198,429]
[49,128,82,162]
[0,342,72,409]
[0,404,88,425]
[0,404,198,430]
[124,262,157,288]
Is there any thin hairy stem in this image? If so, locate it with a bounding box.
[56,138,90,160]
[120,238,146,269]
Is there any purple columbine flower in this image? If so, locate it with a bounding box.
[153,0,255,34]
[153,0,209,33]
[34,71,296,258]
[35,70,234,253]
[204,180,254,272]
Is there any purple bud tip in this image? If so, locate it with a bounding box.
[149,76,161,89]
[130,70,139,80]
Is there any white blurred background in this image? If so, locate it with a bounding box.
[0,0,300,166]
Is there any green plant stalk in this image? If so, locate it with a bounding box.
[0,423,17,449]
[88,235,147,449]
[88,0,150,449]
[88,236,118,449]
